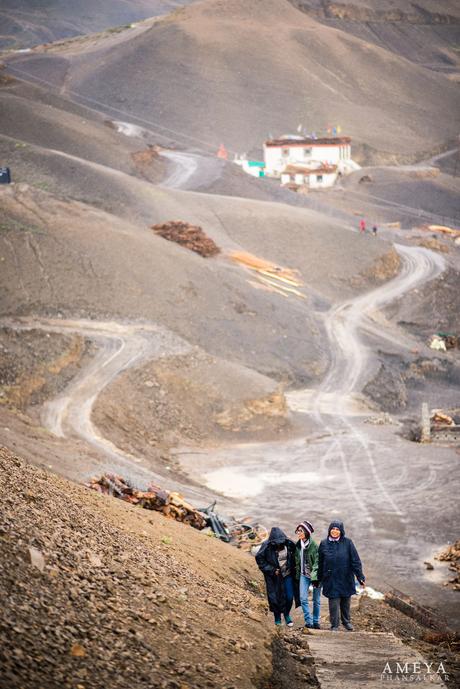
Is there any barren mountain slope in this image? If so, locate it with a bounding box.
[0,446,273,689]
[291,0,460,75]
[0,88,152,175]
[6,0,460,162]
[0,0,194,50]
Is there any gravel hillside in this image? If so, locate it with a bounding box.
[0,445,273,689]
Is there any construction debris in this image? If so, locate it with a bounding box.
[230,250,305,299]
[86,475,268,549]
[429,335,447,351]
[427,224,460,238]
[151,220,220,258]
[87,474,206,529]
[435,541,460,590]
[416,224,460,240]
[439,333,458,350]
[230,251,302,284]
[431,410,454,426]
[417,406,460,444]
[198,501,268,550]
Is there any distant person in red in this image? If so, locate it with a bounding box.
[359,219,366,233]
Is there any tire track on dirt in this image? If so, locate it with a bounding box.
[304,244,446,527]
[0,317,215,496]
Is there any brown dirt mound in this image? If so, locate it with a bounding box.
[152,220,220,258]
[131,146,165,183]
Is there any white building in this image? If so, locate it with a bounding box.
[280,164,338,189]
[264,136,355,177]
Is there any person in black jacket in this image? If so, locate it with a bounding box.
[255,526,300,627]
[315,520,365,631]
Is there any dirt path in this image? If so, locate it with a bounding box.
[176,244,458,619]
[1,244,447,521]
[182,244,445,515]
[0,317,215,497]
[307,630,447,688]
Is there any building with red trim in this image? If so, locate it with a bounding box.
[263,135,353,178]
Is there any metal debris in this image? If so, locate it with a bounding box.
[86,476,268,548]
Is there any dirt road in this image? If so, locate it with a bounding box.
[2,127,457,621]
[159,150,223,190]
[176,244,458,621]
[0,317,214,498]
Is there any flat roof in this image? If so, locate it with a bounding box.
[265,137,351,148]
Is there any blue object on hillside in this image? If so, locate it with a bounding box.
[0,167,11,184]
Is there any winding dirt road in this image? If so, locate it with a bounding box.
[0,317,213,496]
[176,243,457,610]
[2,136,457,616]
[180,245,445,518]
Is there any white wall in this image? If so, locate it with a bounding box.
[264,143,350,176]
[309,171,338,189]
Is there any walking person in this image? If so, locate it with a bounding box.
[316,520,365,631]
[294,520,321,629]
[372,224,378,236]
[256,526,299,627]
[359,218,366,233]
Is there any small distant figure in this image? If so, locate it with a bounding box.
[217,143,228,160]
[359,219,366,233]
[0,167,11,184]
[372,225,378,237]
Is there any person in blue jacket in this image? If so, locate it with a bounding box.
[255,526,300,627]
[315,520,365,631]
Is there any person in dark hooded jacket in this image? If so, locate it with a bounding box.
[256,526,300,626]
[315,520,365,631]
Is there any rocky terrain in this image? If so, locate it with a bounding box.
[0,446,273,689]
[0,1,459,686]
[2,446,459,689]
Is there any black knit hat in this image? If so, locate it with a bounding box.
[295,520,314,536]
